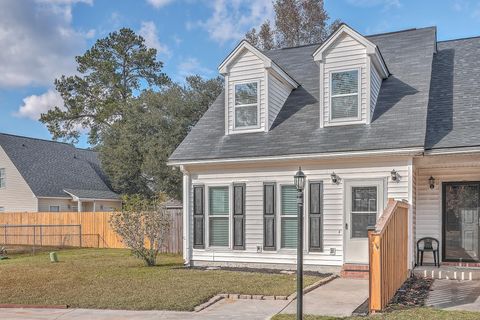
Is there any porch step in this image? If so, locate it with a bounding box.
[414,266,480,281]
[341,264,369,279]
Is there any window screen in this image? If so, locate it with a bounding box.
[234,82,259,128]
[331,70,359,120]
[209,187,229,247]
[281,185,298,248]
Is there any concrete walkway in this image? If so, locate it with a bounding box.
[0,278,369,319]
[0,299,288,320]
[282,278,369,317]
[427,279,480,311]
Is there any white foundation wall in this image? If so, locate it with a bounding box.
[184,156,412,268]
[415,154,480,262]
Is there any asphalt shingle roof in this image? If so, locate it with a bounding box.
[425,37,480,150]
[0,133,118,199]
[170,27,438,162]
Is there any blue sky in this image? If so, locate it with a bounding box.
[0,0,479,148]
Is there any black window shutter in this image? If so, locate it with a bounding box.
[193,185,205,249]
[263,183,276,250]
[309,182,323,252]
[233,184,246,250]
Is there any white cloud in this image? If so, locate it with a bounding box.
[146,0,174,8]
[15,89,64,120]
[139,21,171,58]
[453,0,470,12]
[195,0,274,44]
[177,57,213,79]
[0,0,91,88]
[347,0,401,9]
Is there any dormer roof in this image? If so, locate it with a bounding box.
[170,27,445,164]
[313,24,390,79]
[219,40,299,88]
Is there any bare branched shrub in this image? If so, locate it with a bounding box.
[110,193,171,266]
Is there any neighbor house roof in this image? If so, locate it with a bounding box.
[170,27,437,162]
[0,133,119,200]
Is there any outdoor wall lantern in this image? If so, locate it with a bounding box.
[294,167,306,320]
[390,169,399,182]
[429,176,435,190]
[331,172,339,184]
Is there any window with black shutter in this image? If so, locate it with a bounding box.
[233,184,246,250]
[309,181,323,252]
[263,183,276,250]
[193,185,205,249]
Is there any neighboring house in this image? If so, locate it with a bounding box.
[0,133,121,212]
[169,24,480,273]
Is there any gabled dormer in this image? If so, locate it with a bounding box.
[219,41,299,135]
[313,24,389,127]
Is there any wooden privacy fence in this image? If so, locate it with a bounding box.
[0,208,183,253]
[368,199,409,313]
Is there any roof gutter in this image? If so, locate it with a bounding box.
[168,147,424,166]
[424,146,480,156]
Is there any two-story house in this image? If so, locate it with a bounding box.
[0,133,121,212]
[169,24,480,275]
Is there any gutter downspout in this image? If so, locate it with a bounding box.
[180,165,192,266]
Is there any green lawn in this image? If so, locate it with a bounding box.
[273,308,480,320]
[0,249,322,311]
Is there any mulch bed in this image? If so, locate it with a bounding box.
[384,275,434,311]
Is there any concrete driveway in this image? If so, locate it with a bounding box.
[427,279,480,311]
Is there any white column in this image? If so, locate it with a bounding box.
[93,201,96,213]
[180,165,191,266]
[78,201,82,213]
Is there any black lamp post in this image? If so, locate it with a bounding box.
[294,167,306,320]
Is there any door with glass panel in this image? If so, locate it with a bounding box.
[344,180,385,264]
[443,182,480,262]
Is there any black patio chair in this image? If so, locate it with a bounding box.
[416,237,440,267]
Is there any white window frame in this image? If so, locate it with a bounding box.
[0,168,5,189]
[279,184,298,250]
[233,80,261,131]
[206,185,231,249]
[329,67,361,123]
[49,205,60,212]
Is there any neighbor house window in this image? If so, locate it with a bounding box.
[0,168,5,188]
[281,185,297,248]
[234,81,259,129]
[330,70,359,121]
[209,186,229,247]
[49,206,60,212]
[0,207,5,212]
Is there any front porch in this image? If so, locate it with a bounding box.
[415,153,480,266]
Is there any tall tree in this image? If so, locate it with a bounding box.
[40,28,169,145]
[245,0,340,50]
[100,76,224,199]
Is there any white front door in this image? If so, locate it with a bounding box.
[344,179,385,264]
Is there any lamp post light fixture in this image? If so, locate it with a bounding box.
[294,167,306,320]
[429,176,435,190]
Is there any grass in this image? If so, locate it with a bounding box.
[272,308,480,320]
[0,248,322,311]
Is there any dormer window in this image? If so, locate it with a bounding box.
[234,81,259,129]
[330,69,360,121]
